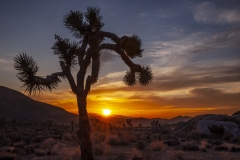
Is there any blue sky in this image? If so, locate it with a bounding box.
[0,0,240,118]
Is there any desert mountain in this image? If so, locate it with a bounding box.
[0,86,192,126]
[0,86,78,124]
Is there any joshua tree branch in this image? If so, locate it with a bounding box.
[99,43,141,72]
[60,61,78,94]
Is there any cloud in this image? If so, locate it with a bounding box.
[139,13,148,18]
[193,2,240,24]
[90,62,240,95]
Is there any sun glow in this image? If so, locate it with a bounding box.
[102,109,111,116]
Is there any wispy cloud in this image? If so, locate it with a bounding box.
[193,2,240,24]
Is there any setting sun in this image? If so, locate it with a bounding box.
[102,109,111,116]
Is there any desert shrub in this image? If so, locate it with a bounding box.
[93,143,104,155]
[230,146,240,152]
[186,130,201,141]
[25,145,35,155]
[161,128,170,135]
[199,140,208,151]
[162,134,178,141]
[106,135,128,146]
[34,148,48,156]
[0,153,16,160]
[223,133,233,141]
[114,154,127,160]
[140,132,150,141]
[208,124,224,137]
[161,150,185,160]
[51,143,67,155]
[92,133,106,144]
[34,135,45,143]
[214,145,228,150]
[124,133,137,142]
[151,141,164,151]
[181,142,199,151]
[132,155,143,160]
[135,141,145,149]
[207,139,223,146]
[131,149,143,160]
[13,140,25,148]
[41,137,58,149]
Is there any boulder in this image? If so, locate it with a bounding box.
[195,120,240,137]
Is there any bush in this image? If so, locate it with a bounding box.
[106,135,128,146]
[135,141,145,149]
[0,153,16,160]
[93,143,104,155]
[132,154,143,160]
[13,140,25,148]
[230,146,240,152]
[186,130,201,141]
[181,142,199,151]
[151,141,164,151]
[223,133,233,141]
[41,137,58,149]
[214,145,228,150]
[34,148,48,156]
[208,124,224,137]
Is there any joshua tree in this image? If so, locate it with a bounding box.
[151,119,162,133]
[123,124,126,130]
[14,7,152,160]
[126,119,132,133]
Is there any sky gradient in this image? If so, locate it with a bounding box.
[0,0,240,118]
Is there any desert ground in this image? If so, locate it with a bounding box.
[0,117,240,160]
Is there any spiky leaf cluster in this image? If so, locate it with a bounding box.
[14,53,62,94]
[14,53,39,80]
[123,71,137,86]
[138,65,153,86]
[64,7,104,39]
[64,11,85,38]
[85,7,104,32]
[123,65,153,86]
[122,35,143,59]
[52,35,78,68]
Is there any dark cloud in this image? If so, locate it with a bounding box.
[90,63,240,95]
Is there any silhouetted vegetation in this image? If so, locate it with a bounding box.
[13,6,152,159]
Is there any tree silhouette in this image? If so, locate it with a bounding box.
[126,119,132,133]
[14,7,152,160]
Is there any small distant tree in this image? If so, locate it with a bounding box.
[151,119,161,133]
[126,119,132,133]
[123,124,126,130]
[14,7,152,160]
[139,123,142,129]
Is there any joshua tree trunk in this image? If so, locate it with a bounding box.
[76,95,94,160]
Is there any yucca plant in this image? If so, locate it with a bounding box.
[14,7,152,160]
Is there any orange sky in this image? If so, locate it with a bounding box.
[29,79,240,119]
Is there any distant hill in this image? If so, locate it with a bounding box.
[0,86,78,124]
[0,86,192,126]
